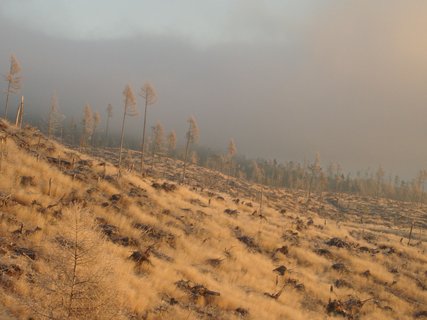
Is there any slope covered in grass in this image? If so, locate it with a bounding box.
[0,120,426,319]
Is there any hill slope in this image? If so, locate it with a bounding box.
[0,120,426,319]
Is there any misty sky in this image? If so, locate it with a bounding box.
[1,0,427,178]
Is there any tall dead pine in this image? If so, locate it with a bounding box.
[118,84,137,172]
[181,116,199,184]
[139,82,157,175]
[92,111,101,147]
[307,153,321,203]
[151,122,164,172]
[3,54,22,120]
[48,94,63,139]
[227,138,237,180]
[81,104,94,147]
[167,130,177,157]
[105,104,113,146]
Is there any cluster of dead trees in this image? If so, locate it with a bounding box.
[0,54,235,184]
[3,54,427,202]
[115,83,201,179]
[199,150,427,204]
[0,54,207,182]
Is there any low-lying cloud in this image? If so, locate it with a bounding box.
[1,1,427,178]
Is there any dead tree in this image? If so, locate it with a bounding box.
[150,122,164,172]
[92,111,101,147]
[118,84,137,172]
[15,96,24,128]
[307,153,321,203]
[139,82,157,175]
[3,54,22,120]
[48,94,63,139]
[29,207,119,319]
[227,138,237,180]
[181,116,199,184]
[167,130,177,157]
[104,104,113,146]
[80,104,94,148]
[408,221,415,245]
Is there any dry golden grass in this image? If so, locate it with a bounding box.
[0,121,426,319]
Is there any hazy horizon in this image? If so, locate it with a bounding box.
[1,0,427,178]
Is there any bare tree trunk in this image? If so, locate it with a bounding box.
[4,85,11,120]
[105,116,110,147]
[92,126,98,147]
[19,96,24,127]
[15,97,24,128]
[48,114,53,139]
[226,158,232,185]
[3,63,13,120]
[418,184,424,208]
[151,151,155,174]
[408,221,414,245]
[67,216,79,318]
[181,130,191,184]
[118,100,128,172]
[307,174,314,203]
[140,99,148,175]
[14,102,20,126]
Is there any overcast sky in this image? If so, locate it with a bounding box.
[1,0,427,178]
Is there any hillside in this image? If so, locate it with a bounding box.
[0,120,426,320]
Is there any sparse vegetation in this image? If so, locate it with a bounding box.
[1,19,427,318]
[0,119,426,320]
